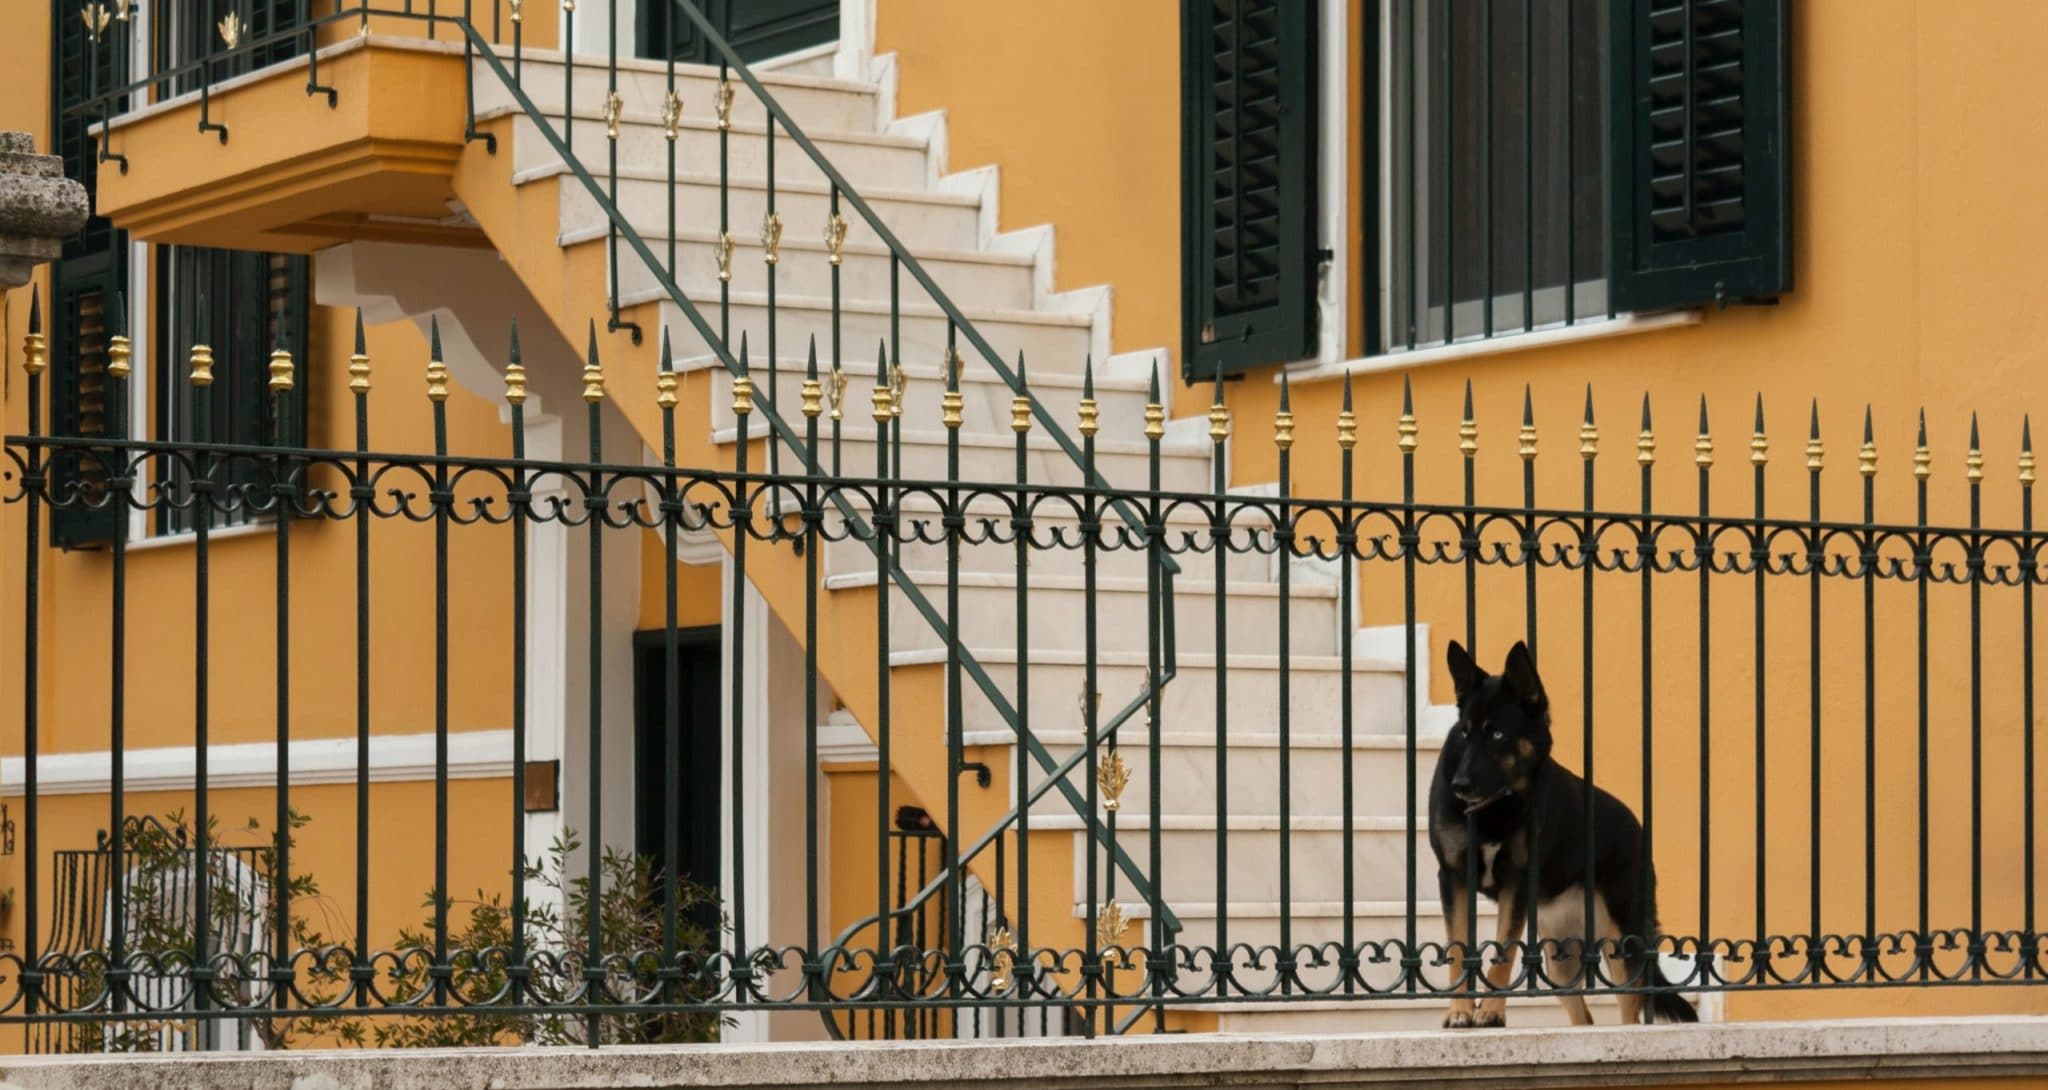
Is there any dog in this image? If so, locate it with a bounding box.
[1427,640,1698,1028]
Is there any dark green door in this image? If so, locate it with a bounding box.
[639,0,838,65]
[632,627,723,930]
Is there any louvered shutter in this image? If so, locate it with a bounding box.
[50,259,126,549]
[1182,0,1318,381]
[640,0,838,65]
[1610,0,1790,310]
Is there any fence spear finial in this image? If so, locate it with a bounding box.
[350,308,372,396]
[1011,351,1032,434]
[1805,400,1823,472]
[872,339,892,422]
[1209,361,1230,444]
[1968,412,1984,483]
[24,283,46,376]
[1580,385,1597,460]
[1078,355,1098,438]
[1145,358,1164,442]
[1751,395,1768,466]
[504,317,526,406]
[1696,396,1714,468]
[1915,409,1932,481]
[1274,368,1294,451]
[426,316,449,402]
[580,319,604,404]
[2022,416,2036,488]
[1337,371,1357,451]
[1637,393,1655,466]
[801,335,822,420]
[1859,405,1877,478]
[107,287,131,382]
[266,289,292,394]
[656,328,678,411]
[1518,384,1537,461]
[1397,374,1417,453]
[1458,379,1477,457]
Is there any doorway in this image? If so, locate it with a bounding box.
[632,627,723,931]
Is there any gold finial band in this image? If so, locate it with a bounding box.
[107,334,131,381]
[268,347,294,393]
[1859,440,1877,478]
[188,344,214,387]
[23,328,47,377]
[1011,394,1032,434]
[1697,432,1716,468]
[1078,397,1099,438]
[1806,436,1825,472]
[1397,413,1417,454]
[942,388,964,430]
[427,356,450,402]
[1209,402,1230,444]
[1913,444,1931,481]
[1638,427,1656,467]
[871,381,894,423]
[656,370,678,410]
[1967,445,1985,483]
[350,350,373,396]
[504,364,526,406]
[1580,421,1599,460]
[1144,402,1165,442]
[802,377,823,419]
[1751,431,1769,466]
[1458,417,1477,457]
[732,375,753,416]
[2022,448,2037,488]
[579,361,604,404]
[1275,408,1295,451]
[1337,408,1357,451]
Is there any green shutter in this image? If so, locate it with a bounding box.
[1182,0,1319,382]
[49,258,126,550]
[1610,0,1790,311]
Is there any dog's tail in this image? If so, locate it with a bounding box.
[1642,956,1700,1024]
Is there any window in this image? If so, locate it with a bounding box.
[1384,0,1612,349]
[1180,0,1791,372]
[640,0,839,66]
[153,247,311,537]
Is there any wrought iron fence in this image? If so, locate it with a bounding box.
[17,0,2041,1049]
[7,290,2047,1040]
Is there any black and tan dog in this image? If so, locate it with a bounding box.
[1428,640,1698,1028]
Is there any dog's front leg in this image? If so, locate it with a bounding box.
[1440,870,1476,1029]
[1473,887,1521,1028]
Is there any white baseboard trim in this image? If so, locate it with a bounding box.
[1,729,514,797]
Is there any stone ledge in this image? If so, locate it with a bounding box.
[2,1016,2045,1090]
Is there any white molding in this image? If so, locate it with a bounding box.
[1,730,512,797]
[1283,311,1703,388]
[123,519,274,554]
[720,558,774,1045]
[815,714,877,764]
[834,0,876,82]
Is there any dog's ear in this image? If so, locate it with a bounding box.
[1502,641,1545,707]
[1446,640,1482,703]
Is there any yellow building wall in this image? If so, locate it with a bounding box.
[0,0,526,1023]
[878,0,2048,1023]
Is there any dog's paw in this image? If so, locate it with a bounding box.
[1472,1004,1508,1028]
[1442,1007,1475,1029]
